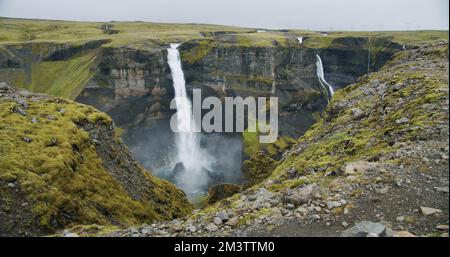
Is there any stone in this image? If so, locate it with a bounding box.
[22,137,32,143]
[14,106,27,116]
[297,207,309,215]
[213,217,222,226]
[435,186,449,193]
[343,207,349,215]
[206,223,218,232]
[286,203,295,210]
[282,183,319,206]
[286,167,299,179]
[395,117,410,124]
[186,225,197,233]
[343,161,372,175]
[216,211,230,222]
[436,225,449,231]
[326,201,333,209]
[7,183,15,188]
[31,117,38,124]
[18,90,31,98]
[332,201,342,208]
[396,216,405,222]
[342,221,349,227]
[393,231,416,237]
[420,206,442,216]
[226,217,239,227]
[17,99,28,109]
[63,230,80,237]
[346,175,357,182]
[341,221,387,237]
[351,108,365,119]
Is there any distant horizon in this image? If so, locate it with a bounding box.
[1,15,448,32]
[0,0,448,31]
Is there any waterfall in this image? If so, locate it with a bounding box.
[297,37,303,44]
[315,55,334,100]
[167,43,213,196]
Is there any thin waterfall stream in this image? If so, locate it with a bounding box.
[315,55,335,100]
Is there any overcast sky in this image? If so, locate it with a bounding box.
[0,0,448,30]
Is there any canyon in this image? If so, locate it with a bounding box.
[0,17,448,236]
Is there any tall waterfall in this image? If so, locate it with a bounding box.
[167,43,213,196]
[315,55,334,100]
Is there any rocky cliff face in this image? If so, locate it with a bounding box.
[0,35,400,138]
[178,36,400,136]
[76,36,400,138]
[73,36,400,183]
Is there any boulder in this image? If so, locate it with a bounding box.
[343,161,373,175]
[341,221,387,237]
[420,206,442,216]
[351,108,365,119]
[282,183,319,207]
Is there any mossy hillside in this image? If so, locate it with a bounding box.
[0,17,253,47]
[0,42,100,100]
[263,43,449,191]
[242,151,278,187]
[0,94,191,233]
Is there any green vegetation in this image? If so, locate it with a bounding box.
[0,96,191,233]
[0,17,253,46]
[242,151,278,187]
[181,38,216,64]
[264,43,449,191]
[242,124,296,158]
[26,50,96,99]
[300,30,449,48]
[235,32,288,47]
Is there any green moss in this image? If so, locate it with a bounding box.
[242,124,295,159]
[114,126,125,138]
[235,33,288,47]
[181,38,216,64]
[242,151,277,187]
[0,97,191,233]
[11,49,98,100]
